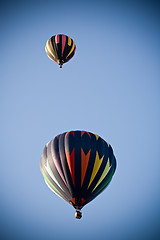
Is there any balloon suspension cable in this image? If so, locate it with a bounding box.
[75,210,82,219]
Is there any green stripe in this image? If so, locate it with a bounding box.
[96,167,115,195]
[45,158,64,191]
[42,169,62,196]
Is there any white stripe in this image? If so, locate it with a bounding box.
[45,158,64,191]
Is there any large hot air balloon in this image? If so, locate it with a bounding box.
[40,130,116,219]
[45,34,76,68]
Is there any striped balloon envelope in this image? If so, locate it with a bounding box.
[40,130,116,219]
[45,34,76,68]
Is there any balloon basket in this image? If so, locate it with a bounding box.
[75,210,82,219]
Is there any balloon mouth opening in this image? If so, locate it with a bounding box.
[59,63,63,68]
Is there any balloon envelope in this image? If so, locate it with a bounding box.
[40,130,116,216]
[45,34,76,68]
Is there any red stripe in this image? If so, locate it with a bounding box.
[65,148,75,186]
[55,34,60,44]
[70,198,76,204]
[81,198,86,205]
[81,148,91,186]
[65,131,75,137]
[81,131,91,138]
[61,35,66,56]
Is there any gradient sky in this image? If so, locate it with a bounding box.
[1,1,160,240]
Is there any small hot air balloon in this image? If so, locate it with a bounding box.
[40,130,116,219]
[45,34,76,68]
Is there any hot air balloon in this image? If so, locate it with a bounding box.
[45,34,76,68]
[40,130,116,219]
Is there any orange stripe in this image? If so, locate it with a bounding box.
[81,148,91,186]
[81,131,91,138]
[65,131,75,137]
[81,131,85,137]
[65,148,75,186]
[70,198,76,204]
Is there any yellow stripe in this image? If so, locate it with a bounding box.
[95,134,99,140]
[45,40,56,60]
[92,158,111,192]
[66,40,75,58]
[87,151,104,189]
[68,37,72,46]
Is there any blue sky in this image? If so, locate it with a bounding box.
[1,1,160,239]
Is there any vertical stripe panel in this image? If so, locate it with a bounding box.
[61,35,66,56]
[92,158,111,192]
[51,139,68,187]
[42,169,62,196]
[68,36,72,46]
[81,149,91,186]
[96,167,115,195]
[45,158,64,191]
[65,148,75,186]
[55,34,60,43]
[87,151,104,189]
[66,41,75,58]
[45,40,56,59]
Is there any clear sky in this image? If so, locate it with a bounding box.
[1,1,160,240]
